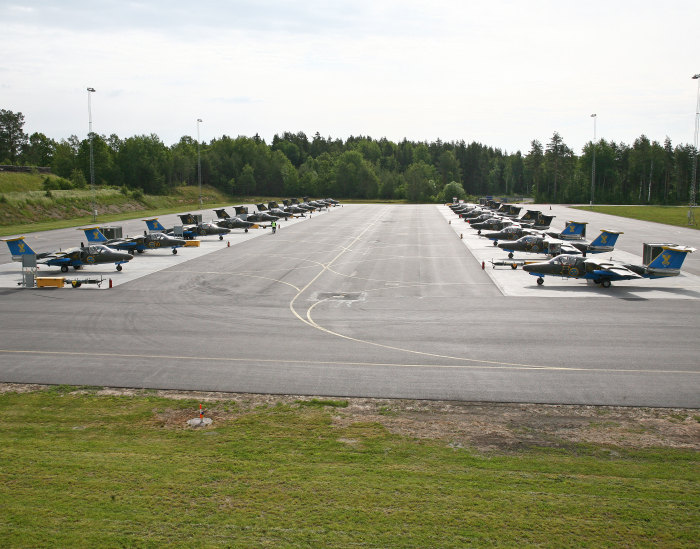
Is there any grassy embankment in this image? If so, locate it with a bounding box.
[1,172,239,237]
[572,205,700,229]
[1,387,698,548]
[0,172,406,237]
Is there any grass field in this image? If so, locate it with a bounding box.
[571,205,700,229]
[1,387,698,548]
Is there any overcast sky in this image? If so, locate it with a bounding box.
[2,0,699,154]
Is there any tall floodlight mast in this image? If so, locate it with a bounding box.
[590,114,596,209]
[87,87,96,222]
[197,119,203,207]
[691,75,700,211]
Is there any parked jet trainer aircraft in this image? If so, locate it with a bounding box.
[257,203,294,220]
[522,245,695,287]
[230,206,277,224]
[2,237,133,272]
[212,209,263,231]
[143,216,230,240]
[497,229,623,258]
[80,227,187,254]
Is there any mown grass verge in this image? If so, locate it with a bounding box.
[571,205,700,229]
[0,388,698,548]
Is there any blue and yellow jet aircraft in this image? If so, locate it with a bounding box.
[2,237,133,272]
[80,227,187,254]
[522,245,695,287]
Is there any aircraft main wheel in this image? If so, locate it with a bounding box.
[116,265,123,272]
[537,277,544,286]
[245,228,249,233]
[508,252,514,259]
[61,265,69,273]
[601,279,611,288]
[219,235,224,240]
[172,249,177,255]
[137,249,145,254]
[73,265,81,270]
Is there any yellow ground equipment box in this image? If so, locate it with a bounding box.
[36,277,65,288]
[184,240,201,247]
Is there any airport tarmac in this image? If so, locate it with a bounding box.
[0,207,307,289]
[0,203,698,408]
[438,205,700,300]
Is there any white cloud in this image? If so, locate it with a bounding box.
[1,0,699,153]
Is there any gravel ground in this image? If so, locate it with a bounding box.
[3,383,699,453]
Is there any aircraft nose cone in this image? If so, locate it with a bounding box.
[497,242,508,250]
[522,263,534,272]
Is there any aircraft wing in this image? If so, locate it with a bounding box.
[592,265,642,280]
[39,253,73,267]
[560,243,581,254]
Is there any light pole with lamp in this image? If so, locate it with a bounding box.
[590,114,596,209]
[690,74,700,226]
[87,87,96,222]
[197,119,203,207]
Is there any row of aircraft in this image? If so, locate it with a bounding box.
[2,197,340,274]
[448,199,695,288]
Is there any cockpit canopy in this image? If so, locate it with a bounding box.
[549,255,583,267]
[87,245,112,255]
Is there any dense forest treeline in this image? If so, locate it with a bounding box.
[1,108,697,204]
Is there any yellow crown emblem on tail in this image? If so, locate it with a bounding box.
[662,253,671,266]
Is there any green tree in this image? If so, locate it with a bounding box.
[545,132,565,202]
[117,134,169,194]
[0,109,28,164]
[334,150,379,199]
[405,161,438,202]
[442,181,467,202]
[51,137,79,178]
[438,150,461,186]
[239,164,256,195]
[22,132,56,167]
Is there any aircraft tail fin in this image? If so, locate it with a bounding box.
[647,246,696,271]
[562,221,587,238]
[179,214,197,225]
[2,236,37,257]
[144,218,167,232]
[537,214,556,226]
[590,230,622,248]
[256,203,268,211]
[213,209,229,219]
[80,226,108,243]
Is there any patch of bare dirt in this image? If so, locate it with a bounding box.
[2,383,698,452]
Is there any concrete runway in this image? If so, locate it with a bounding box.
[1,203,699,407]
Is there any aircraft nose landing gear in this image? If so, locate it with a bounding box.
[536,277,544,286]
